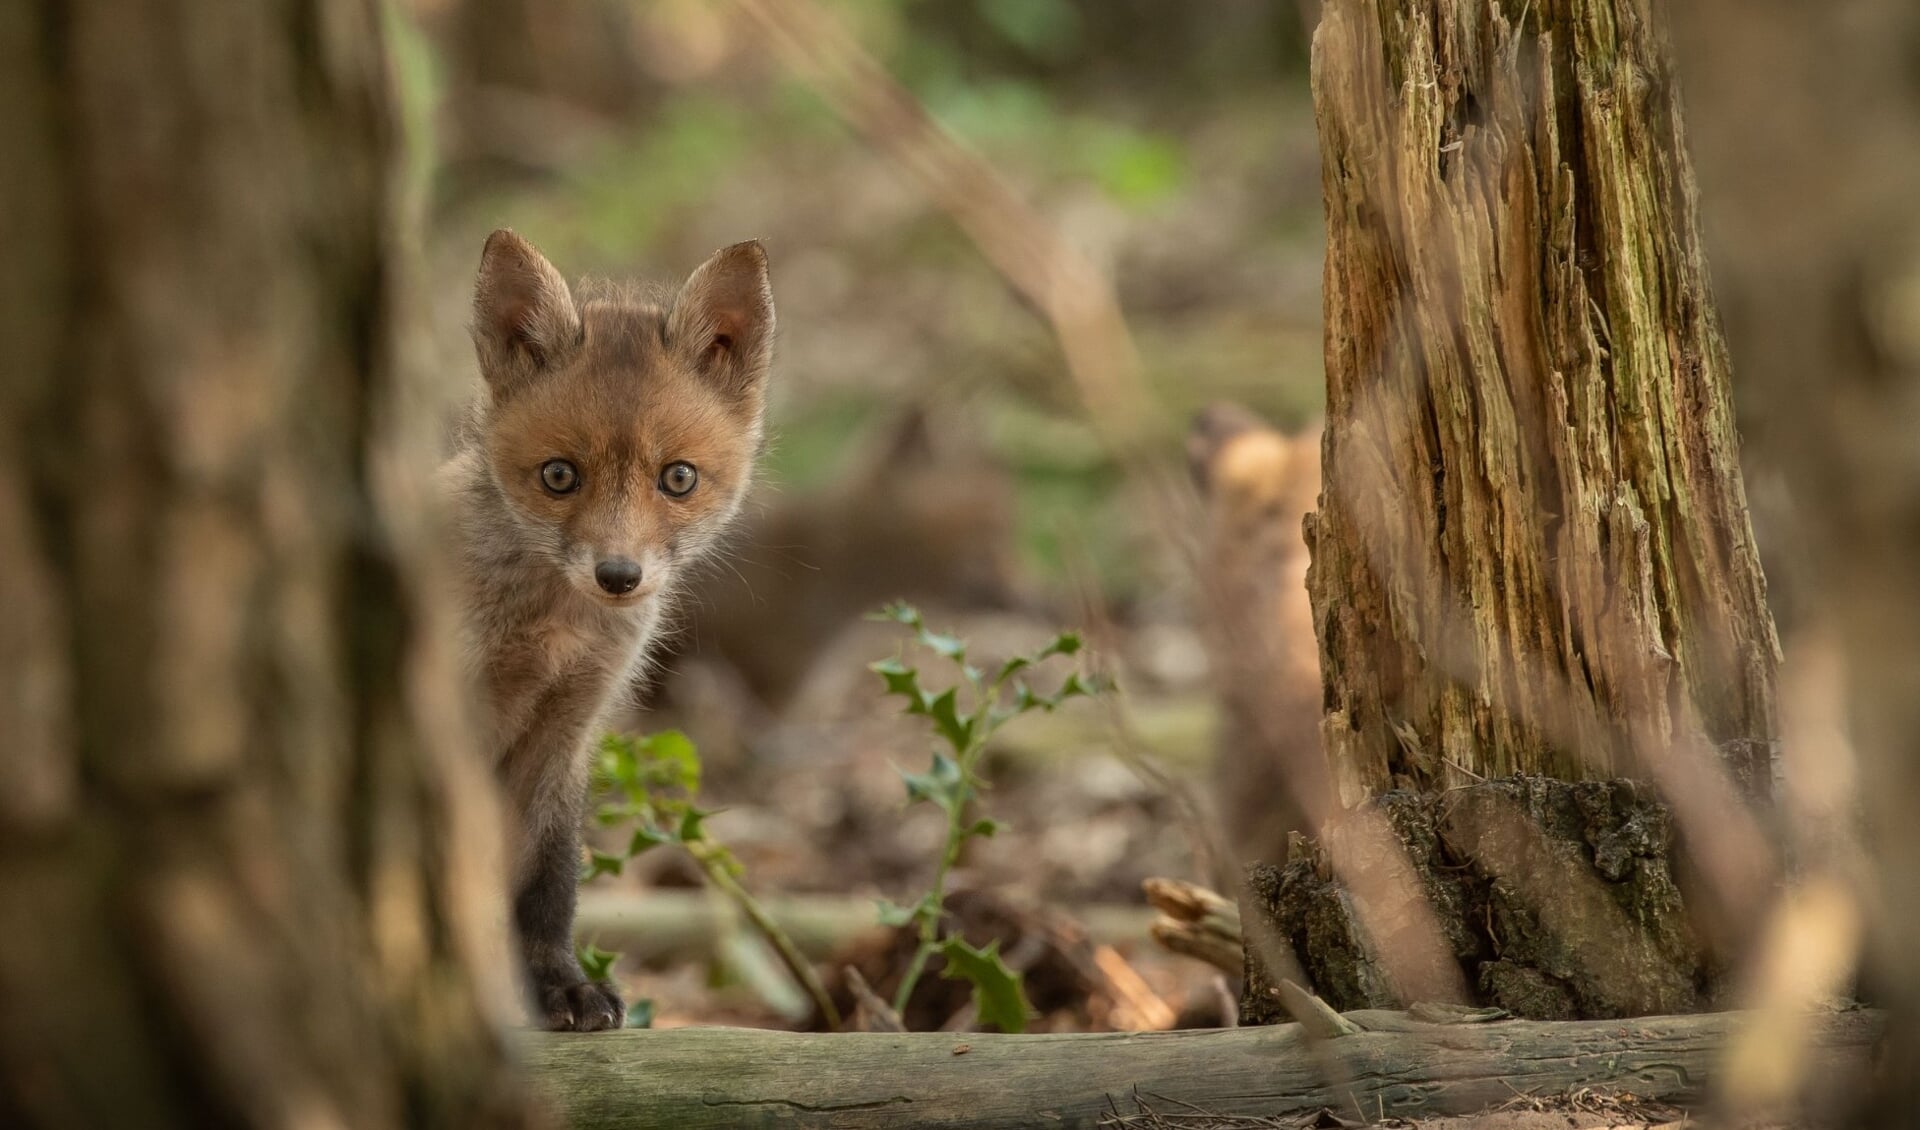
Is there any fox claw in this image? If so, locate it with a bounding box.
[539,978,625,1032]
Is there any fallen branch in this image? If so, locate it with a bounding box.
[573,890,1155,962]
[843,966,906,1033]
[519,1007,1882,1129]
[1143,877,1242,976]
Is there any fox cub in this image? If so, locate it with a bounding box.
[441,230,774,1030]
[1186,404,1330,872]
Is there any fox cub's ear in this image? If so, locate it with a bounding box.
[667,241,774,408]
[472,229,581,390]
[1186,402,1268,493]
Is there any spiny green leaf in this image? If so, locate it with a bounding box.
[994,655,1032,684]
[919,629,967,662]
[870,656,921,699]
[677,805,716,842]
[1052,671,1096,704]
[582,850,625,881]
[624,998,655,1028]
[924,686,974,752]
[594,802,641,826]
[966,817,1002,839]
[936,936,1031,1033]
[869,601,924,628]
[635,729,701,792]
[899,765,938,807]
[596,733,641,788]
[874,898,920,928]
[578,940,619,982]
[1039,630,1083,658]
[900,751,964,812]
[628,824,672,856]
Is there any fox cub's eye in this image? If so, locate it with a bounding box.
[659,461,698,497]
[539,459,579,495]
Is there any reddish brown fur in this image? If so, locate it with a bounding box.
[482,299,760,599]
[442,230,774,1031]
[1188,404,1331,872]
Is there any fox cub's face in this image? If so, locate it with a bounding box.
[471,230,774,607]
[1186,403,1321,539]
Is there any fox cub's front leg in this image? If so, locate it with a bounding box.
[496,669,629,1031]
[515,810,624,1031]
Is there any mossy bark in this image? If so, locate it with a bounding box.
[0,3,531,1126]
[1306,0,1780,801]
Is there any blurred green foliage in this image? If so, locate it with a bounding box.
[586,728,844,1027]
[400,0,1325,600]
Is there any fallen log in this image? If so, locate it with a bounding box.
[518,1007,1881,1129]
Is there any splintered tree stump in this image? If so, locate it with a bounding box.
[1307,0,1780,799]
[1241,778,1710,1023]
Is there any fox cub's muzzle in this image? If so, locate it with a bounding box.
[593,557,643,596]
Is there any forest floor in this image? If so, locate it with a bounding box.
[406,13,1328,1037]
[408,29,1787,1122]
[602,605,1232,1033]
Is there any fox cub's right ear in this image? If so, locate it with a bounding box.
[472,229,581,391]
[1186,402,1267,493]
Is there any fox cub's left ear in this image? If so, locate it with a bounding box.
[668,241,774,409]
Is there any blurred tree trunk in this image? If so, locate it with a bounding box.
[1305,0,1780,804]
[0,3,531,1127]
[1672,1,1920,1122]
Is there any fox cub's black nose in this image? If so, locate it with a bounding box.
[594,558,642,595]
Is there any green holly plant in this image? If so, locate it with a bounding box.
[869,602,1109,1032]
[585,728,841,1030]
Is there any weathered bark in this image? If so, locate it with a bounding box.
[519,1008,1883,1129]
[1241,779,1711,1023]
[1306,0,1780,801]
[0,3,530,1126]
[1670,1,1920,1122]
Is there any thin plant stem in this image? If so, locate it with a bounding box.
[688,839,844,1031]
[892,781,973,1013]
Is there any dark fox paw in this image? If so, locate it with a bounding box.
[538,977,626,1032]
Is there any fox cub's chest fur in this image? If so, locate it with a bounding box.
[441,230,774,1031]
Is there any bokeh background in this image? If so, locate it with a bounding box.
[395,0,1332,1029]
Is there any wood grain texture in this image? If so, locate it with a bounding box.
[1306,0,1780,800]
[520,1009,1882,1129]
